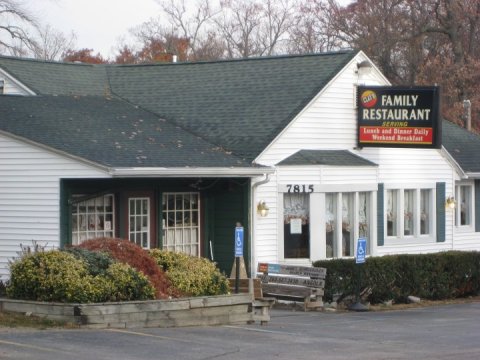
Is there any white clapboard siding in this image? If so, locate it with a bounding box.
[256,53,385,167]
[0,134,110,279]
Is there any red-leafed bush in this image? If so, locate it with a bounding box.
[77,238,174,299]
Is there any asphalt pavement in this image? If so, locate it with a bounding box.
[1,302,479,359]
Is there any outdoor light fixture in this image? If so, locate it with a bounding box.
[445,196,456,209]
[257,201,269,217]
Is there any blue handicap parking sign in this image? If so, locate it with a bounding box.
[234,227,244,257]
[356,237,367,264]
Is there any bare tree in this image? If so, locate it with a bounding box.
[288,0,343,54]
[0,0,38,55]
[158,0,223,60]
[32,25,76,61]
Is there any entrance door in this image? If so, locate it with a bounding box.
[162,192,200,256]
[126,192,156,249]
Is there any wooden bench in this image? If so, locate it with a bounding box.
[257,263,327,311]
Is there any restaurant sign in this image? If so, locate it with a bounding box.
[357,86,440,148]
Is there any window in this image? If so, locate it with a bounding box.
[284,193,309,258]
[325,192,371,258]
[162,193,200,256]
[129,197,150,249]
[387,190,398,236]
[420,189,431,235]
[71,194,114,245]
[455,183,474,227]
[386,187,434,239]
[404,190,415,235]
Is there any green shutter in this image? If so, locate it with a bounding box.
[377,183,384,246]
[475,180,480,232]
[436,182,446,242]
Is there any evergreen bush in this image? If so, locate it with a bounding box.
[149,249,230,296]
[313,251,480,304]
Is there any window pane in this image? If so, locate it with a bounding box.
[284,193,310,258]
[460,185,472,226]
[359,192,370,254]
[325,193,336,259]
[342,193,354,257]
[387,190,398,236]
[404,190,415,235]
[420,189,431,235]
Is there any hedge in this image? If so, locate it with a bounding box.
[313,251,480,304]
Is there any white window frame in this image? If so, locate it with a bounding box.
[71,194,115,245]
[162,192,201,257]
[128,197,151,249]
[278,184,377,263]
[384,184,436,244]
[455,181,475,232]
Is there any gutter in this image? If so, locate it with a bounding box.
[109,167,275,178]
[249,173,272,279]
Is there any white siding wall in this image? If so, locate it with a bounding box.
[0,134,110,279]
[359,146,456,255]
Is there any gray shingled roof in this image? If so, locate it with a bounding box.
[107,52,358,161]
[278,150,377,166]
[0,51,358,163]
[0,56,108,96]
[442,120,480,173]
[0,95,251,168]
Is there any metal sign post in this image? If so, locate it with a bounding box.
[349,237,369,312]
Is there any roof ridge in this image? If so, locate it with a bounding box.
[110,49,358,68]
[0,54,106,67]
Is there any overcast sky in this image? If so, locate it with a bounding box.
[32,0,160,58]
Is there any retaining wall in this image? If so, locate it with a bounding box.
[0,294,254,328]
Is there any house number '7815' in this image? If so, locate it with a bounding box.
[286,184,314,193]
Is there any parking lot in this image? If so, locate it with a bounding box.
[1,302,480,360]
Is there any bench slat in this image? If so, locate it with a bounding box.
[261,283,324,298]
[257,263,326,278]
[258,274,325,288]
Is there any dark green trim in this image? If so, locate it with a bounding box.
[475,180,480,232]
[59,179,70,248]
[377,183,384,246]
[436,182,446,242]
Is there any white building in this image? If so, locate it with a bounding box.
[0,50,478,279]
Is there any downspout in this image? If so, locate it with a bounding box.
[249,173,271,278]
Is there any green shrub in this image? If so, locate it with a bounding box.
[313,251,480,304]
[7,251,97,303]
[98,262,156,302]
[64,247,114,276]
[6,250,156,303]
[149,249,230,296]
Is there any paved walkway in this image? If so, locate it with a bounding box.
[1,302,480,359]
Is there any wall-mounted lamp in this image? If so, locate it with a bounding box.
[257,201,269,217]
[445,196,456,209]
